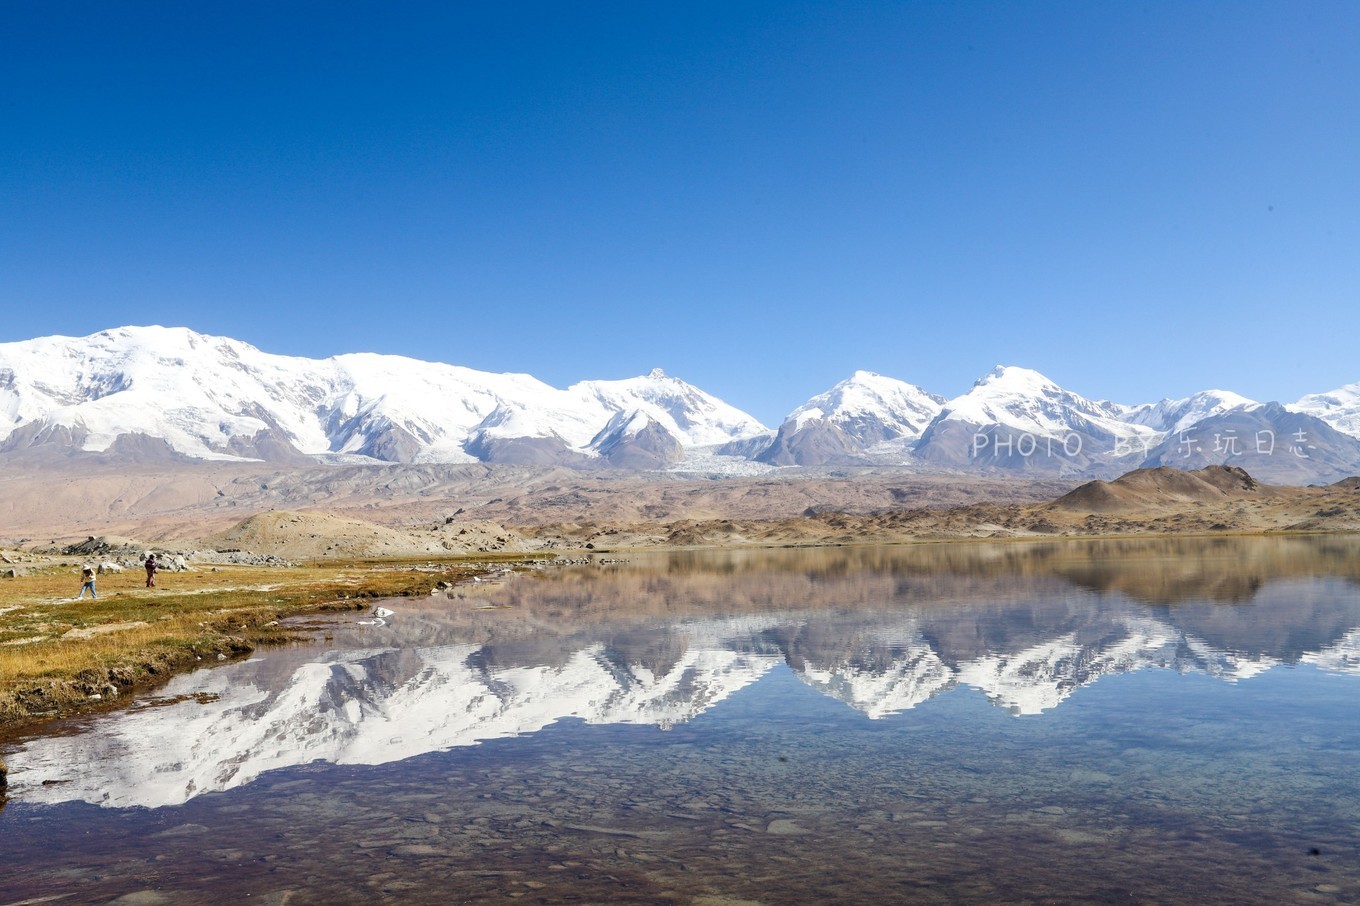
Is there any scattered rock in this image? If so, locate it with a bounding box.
[108,890,176,905]
[766,819,811,835]
[152,823,211,838]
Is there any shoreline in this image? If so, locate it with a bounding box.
[0,555,527,741]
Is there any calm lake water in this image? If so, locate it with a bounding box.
[3,536,1360,904]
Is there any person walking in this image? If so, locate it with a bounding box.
[76,564,97,600]
[144,553,159,588]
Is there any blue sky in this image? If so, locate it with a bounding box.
[4,1,1358,425]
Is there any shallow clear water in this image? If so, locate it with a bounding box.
[3,536,1360,904]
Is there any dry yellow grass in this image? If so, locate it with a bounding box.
[0,554,531,734]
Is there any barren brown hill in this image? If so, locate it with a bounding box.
[205,511,533,560]
[1051,465,1269,514]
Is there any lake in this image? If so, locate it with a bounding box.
[3,536,1360,904]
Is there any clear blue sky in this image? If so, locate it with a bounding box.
[4,1,1358,425]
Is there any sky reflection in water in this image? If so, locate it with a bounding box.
[3,536,1360,904]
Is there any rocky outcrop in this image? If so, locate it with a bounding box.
[0,420,90,453]
[755,418,868,466]
[463,433,594,467]
[219,428,311,463]
[105,432,188,462]
[591,416,685,469]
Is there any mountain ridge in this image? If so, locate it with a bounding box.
[4,326,1360,482]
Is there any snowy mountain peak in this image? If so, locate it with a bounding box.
[973,364,1056,391]
[910,364,1165,475]
[751,370,947,466]
[571,371,768,447]
[941,365,1131,436]
[1292,380,1360,438]
[1125,389,1258,435]
[787,371,944,438]
[965,365,1100,410]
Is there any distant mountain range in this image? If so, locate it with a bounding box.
[3,325,1360,483]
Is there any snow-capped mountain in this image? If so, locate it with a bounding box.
[755,371,944,466]
[912,366,1162,476]
[1292,380,1360,438]
[0,327,769,466]
[1124,389,1257,434]
[3,327,1360,480]
[782,370,944,442]
[938,366,1132,434]
[752,366,1360,482]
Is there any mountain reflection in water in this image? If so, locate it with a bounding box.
[6,536,1360,811]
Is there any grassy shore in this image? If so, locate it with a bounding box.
[0,554,535,737]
